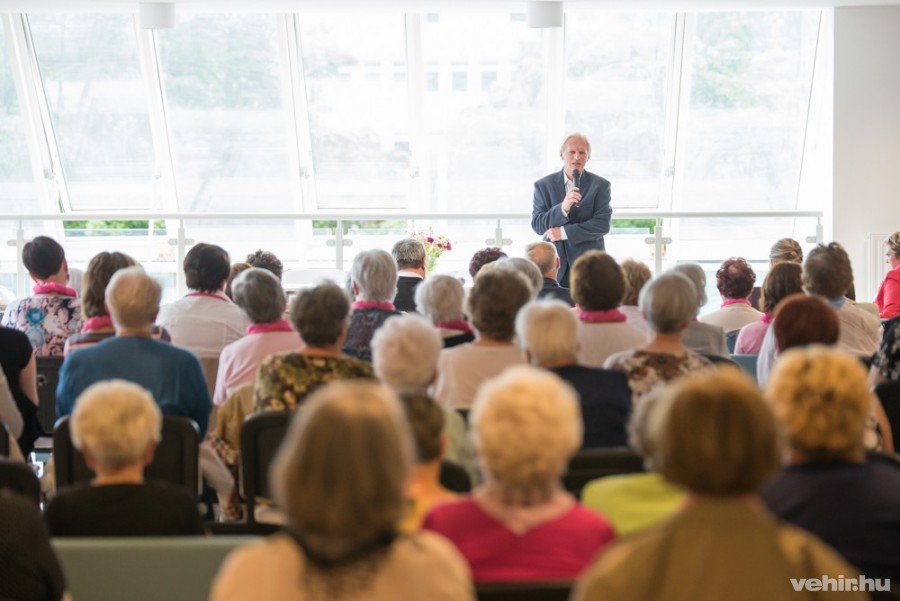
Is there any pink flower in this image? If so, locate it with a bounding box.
[426,236,434,243]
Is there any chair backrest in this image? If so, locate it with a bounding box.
[240,411,291,523]
[875,381,900,442]
[731,354,759,383]
[439,460,472,493]
[0,458,40,505]
[0,423,8,457]
[701,354,741,369]
[563,447,645,497]
[36,355,65,434]
[725,330,739,354]
[53,415,200,497]
[476,581,573,601]
[199,356,219,398]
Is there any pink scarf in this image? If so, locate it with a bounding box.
[352,300,396,312]
[33,282,77,297]
[246,320,294,335]
[721,298,752,308]
[578,308,627,324]
[761,312,772,324]
[186,291,229,302]
[82,316,114,332]
[435,320,473,334]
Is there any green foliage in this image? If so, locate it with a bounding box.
[690,13,756,109]
[612,218,655,233]
[63,220,166,235]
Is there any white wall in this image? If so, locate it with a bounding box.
[834,6,900,300]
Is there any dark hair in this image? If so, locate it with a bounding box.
[803,243,853,298]
[245,249,284,280]
[82,252,137,317]
[225,263,251,300]
[467,269,532,341]
[760,262,803,314]
[716,257,756,300]
[290,283,350,347]
[571,251,626,311]
[468,247,508,279]
[772,294,840,352]
[399,392,444,463]
[184,243,231,293]
[23,236,66,280]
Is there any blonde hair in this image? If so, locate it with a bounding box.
[515,300,578,365]
[106,267,161,329]
[621,259,652,306]
[766,346,869,460]
[655,368,781,495]
[769,238,804,265]
[272,381,413,560]
[471,366,582,504]
[886,231,900,258]
[71,380,162,470]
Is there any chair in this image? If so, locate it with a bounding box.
[563,447,645,497]
[0,423,8,456]
[868,449,900,469]
[0,458,40,504]
[875,381,900,443]
[440,460,472,493]
[54,415,200,497]
[36,355,65,434]
[240,411,291,523]
[476,581,573,601]
[725,330,739,354]
[701,354,741,369]
[731,354,759,383]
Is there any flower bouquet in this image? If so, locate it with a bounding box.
[411,229,453,273]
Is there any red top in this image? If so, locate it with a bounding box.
[876,265,900,319]
[422,498,614,582]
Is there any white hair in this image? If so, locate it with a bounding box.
[516,300,577,366]
[671,263,707,310]
[414,274,465,324]
[106,266,161,329]
[498,258,543,299]
[350,249,398,303]
[371,314,443,393]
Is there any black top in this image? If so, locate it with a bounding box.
[537,278,574,306]
[0,491,66,601]
[549,364,631,449]
[44,481,206,538]
[393,276,423,313]
[343,307,401,363]
[0,327,43,453]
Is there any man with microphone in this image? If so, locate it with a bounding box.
[531,132,613,288]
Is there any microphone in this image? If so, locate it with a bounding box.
[573,169,582,189]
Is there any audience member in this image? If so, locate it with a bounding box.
[764,346,900,585]
[0,371,24,456]
[392,238,427,313]
[415,275,475,347]
[734,262,802,355]
[580,389,685,536]
[45,380,205,537]
[425,366,615,581]
[255,283,373,412]
[618,259,652,326]
[573,369,865,601]
[517,301,631,449]
[871,316,900,385]
[0,326,41,454]
[1,235,82,356]
[525,241,573,306]
[571,251,646,367]
[0,490,66,601]
[749,238,805,309]
[213,268,303,407]
[605,272,712,400]
[671,263,729,357]
[343,249,401,362]
[245,249,284,281]
[496,257,543,300]
[468,247,507,280]
[56,267,212,436]
[431,269,529,409]
[157,243,248,359]
[224,262,251,301]
[699,257,763,335]
[65,251,170,354]
[210,381,474,600]
[875,231,900,319]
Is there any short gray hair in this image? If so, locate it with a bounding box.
[391,238,426,270]
[371,314,443,393]
[671,263,707,309]
[71,379,162,470]
[231,268,286,324]
[414,274,465,324]
[516,300,577,366]
[560,132,592,155]
[499,257,543,298]
[350,249,398,303]
[524,241,557,276]
[106,266,161,329]
[640,271,697,334]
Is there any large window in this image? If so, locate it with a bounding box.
[0,25,37,213]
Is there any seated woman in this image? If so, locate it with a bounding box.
[671,263,729,357]
[343,249,401,362]
[875,231,900,319]
[764,346,900,586]
[605,272,712,401]
[580,389,685,536]
[734,262,802,355]
[0,491,66,601]
[415,275,474,348]
[0,326,41,455]
[424,366,615,581]
[209,380,474,600]
[255,283,373,412]
[748,238,804,310]
[870,315,900,385]
[213,268,303,407]
[44,379,205,537]
[573,369,865,601]
[431,269,530,409]
[1,235,82,356]
[64,251,169,354]
[699,257,763,335]
[571,251,647,367]
[618,259,652,327]
[468,247,507,281]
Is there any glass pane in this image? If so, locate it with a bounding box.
[298,15,410,210]
[158,14,295,212]
[0,27,38,213]
[421,14,549,213]
[29,14,155,210]
[565,12,676,209]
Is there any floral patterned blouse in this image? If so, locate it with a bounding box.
[872,317,900,381]
[604,349,713,400]
[1,295,82,357]
[254,353,374,412]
